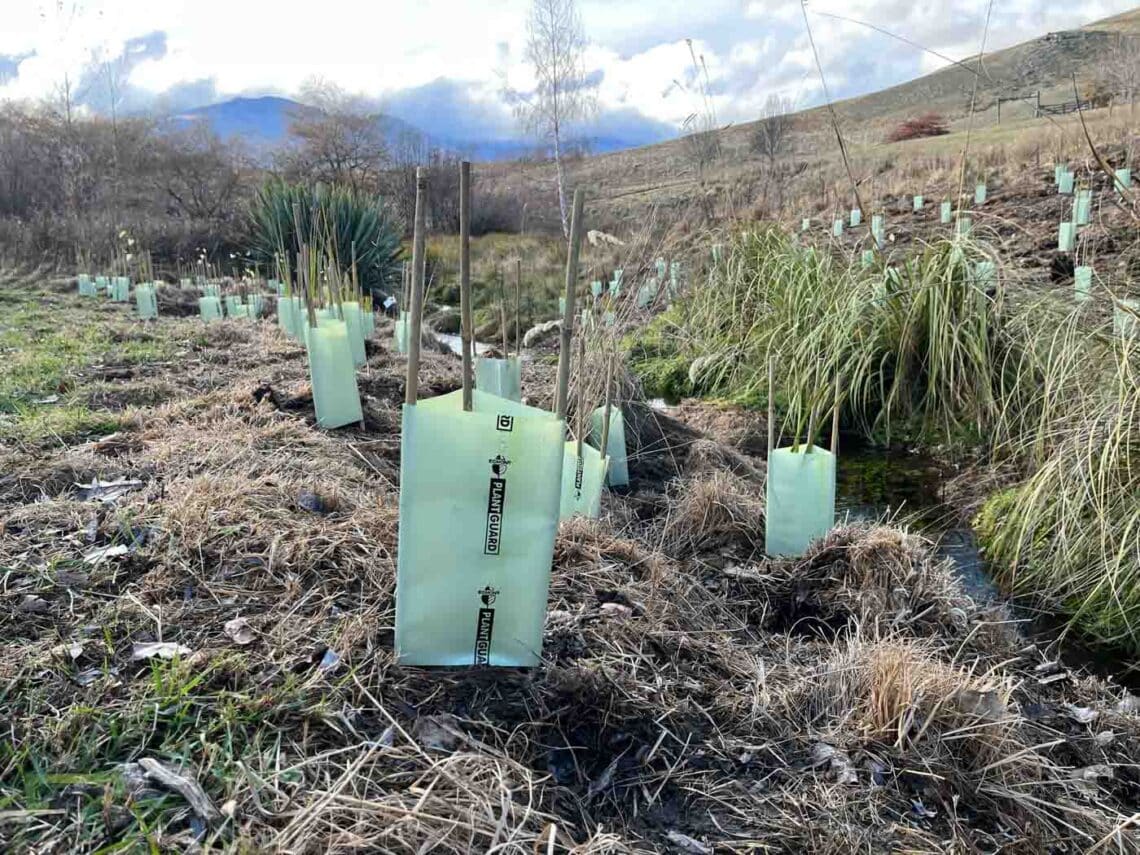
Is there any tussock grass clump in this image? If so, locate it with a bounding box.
[979,328,1140,652]
[754,523,990,644]
[635,227,1007,446]
[659,469,765,555]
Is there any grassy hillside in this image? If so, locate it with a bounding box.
[481,8,1140,235]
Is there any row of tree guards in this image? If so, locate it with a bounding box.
[1053,165,1140,335]
[803,162,1138,338]
[77,274,131,301]
[395,163,632,667]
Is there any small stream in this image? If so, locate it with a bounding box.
[647,398,994,598]
[835,442,998,602]
[435,332,493,356]
[648,398,1138,686]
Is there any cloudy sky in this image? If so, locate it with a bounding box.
[0,0,1135,145]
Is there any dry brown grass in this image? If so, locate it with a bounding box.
[4,278,1140,853]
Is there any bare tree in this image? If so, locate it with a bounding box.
[1094,34,1140,114]
[752,94,795,168]
[676,40,722,186]
[280,78,390,193]
[516,0,596,237]
[153,124,246,222]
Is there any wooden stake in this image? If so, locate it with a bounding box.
[831,373,842,456]
[405,168,428,407]
[576,335,586,458]
[515,258,522,356]
[459,161,473,412]
[555,188,585,421]
[806,398,818,455]
[600,350,614,458]
[767,354,775,456]
[499,267,509,354]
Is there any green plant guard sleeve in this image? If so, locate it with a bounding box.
[475,356,522,402]
[395,389,564,666]
[1059,222,1075,252]
[638,282,656,310]
[765,445,836,557]
[199,297,222,322]
[974,184,987,205]
[559,441,607,520]
[832,220,844,237]
[304,320,363,429]
[849,209,861,227]
[913,195,924,211]
[136,287,157,319]
[1073,191,1091,226]
[394,312,409,354]
[590,405,629,486]
[1075,266,1093,302]
[591,280,602,297]
[339,302,367,366]
[278,298,297,338]
[940,201,952,223]
[1059,172,1074,195]
[225,296,242,316]
[1115,300,1139,338]
[289,298,308,340]
[1114,168,1131,195]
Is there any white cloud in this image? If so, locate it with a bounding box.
[1,0,1136,136]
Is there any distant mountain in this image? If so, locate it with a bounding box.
[171,96,423,153]
[170,94,670,161]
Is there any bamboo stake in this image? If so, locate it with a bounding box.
[555,188,585,421]
[405,168,428,407]
[831,374,842,456]
[459,161,473,412]
[350,240,359,301]
[499,267,509,354]
[600,350,614,459]
[515,258,522,356]
[576,335,586,459]
[767,355,775,456]
[806,398,818,455]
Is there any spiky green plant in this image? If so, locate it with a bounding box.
[249,180,401,296]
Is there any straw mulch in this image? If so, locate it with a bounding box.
[3,316,1140,854]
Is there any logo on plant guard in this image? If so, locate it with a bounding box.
[574,454,584,500]
[496,414,514,432]
[484,455,510,555]
[473,585,499,665]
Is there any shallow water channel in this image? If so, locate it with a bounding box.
[435,332,493,356]
[834,442,996,602]
[655,398,1137,685]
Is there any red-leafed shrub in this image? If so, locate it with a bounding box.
[886,113,950,143]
